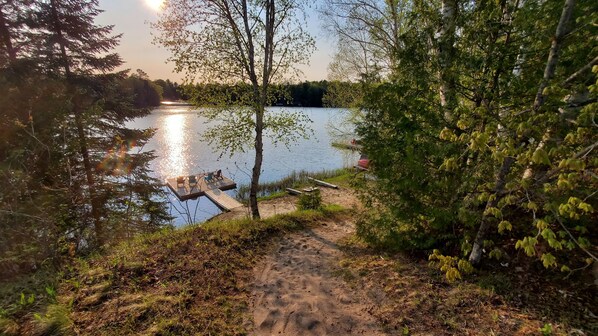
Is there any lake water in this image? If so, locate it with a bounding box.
[128,106,358,226]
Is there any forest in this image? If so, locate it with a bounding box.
[0,0,596,334]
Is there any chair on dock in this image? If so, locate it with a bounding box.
[214,169,222,180]
[176,176,185,188]
[204,172,214,182]
[188,175,198,189]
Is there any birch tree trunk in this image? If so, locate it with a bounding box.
[438,0,458,122]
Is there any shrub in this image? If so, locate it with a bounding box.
[298,190,322,210]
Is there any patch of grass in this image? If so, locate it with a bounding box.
[321,170,354,188]
[34,303,73,336]
[0,267,61,335]
[237,168,352,200]
[257,190,287,201]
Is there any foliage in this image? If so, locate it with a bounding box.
[347,0,597,279]
[298,189,323,211]
[428,250,474,282]
[320,0,411,81]
[123,69,163,108]
[0,0,170,279]
[153,78,185,101]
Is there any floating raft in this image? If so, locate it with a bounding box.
[166,173,238,204]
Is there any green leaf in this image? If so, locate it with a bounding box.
[484,207,502,218]
[535,219,548,230]
[498,220,512,233]
[541,253,557,268]
[445,267,462,282]
[541,228,556,240]
[489,248,503,260]
[527,202,539,212]
[458,259,474,274]
[578,202,594,213]
[531,148,551,165]
[515,237,538,256]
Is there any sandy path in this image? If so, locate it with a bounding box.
[250,214,386,335]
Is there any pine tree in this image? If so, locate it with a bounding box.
[1,0,169,273]
[32,0,170,246]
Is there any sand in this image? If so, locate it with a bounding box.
[247,189,387,335]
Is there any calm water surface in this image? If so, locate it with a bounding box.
[128,106,358,226]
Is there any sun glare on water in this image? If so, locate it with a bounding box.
[144,0,164,11]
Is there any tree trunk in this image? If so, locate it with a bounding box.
[249,104,264,219]
[468,0,577,265]
[50,0,104,245]
[73,108,103,244]
[438,0,458,122]
[469,157,514,264]
[248,0,275,220]
[0,6,17,64]
[533,0,576,110]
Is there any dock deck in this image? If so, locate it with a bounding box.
[166,173,237,201]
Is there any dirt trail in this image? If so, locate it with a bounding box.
[249,190,387,335]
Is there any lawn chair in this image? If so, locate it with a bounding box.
[188,175,198,190]
[204,172,214,182]
[214,169,222,180]
[176,176,185,188]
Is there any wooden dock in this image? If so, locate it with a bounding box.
[204,189,243,211]
[166,173,237,202]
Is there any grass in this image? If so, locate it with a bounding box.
[0,266,65,336]
[1,206,346,336]
[237,168,352,201]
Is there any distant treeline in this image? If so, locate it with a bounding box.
[124,69,185,108]
[128,77,361,109]
[184,81,362,108]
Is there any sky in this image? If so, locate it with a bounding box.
[96,0,333,83]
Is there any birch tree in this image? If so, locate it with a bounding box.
[154,0,315,219]
[320,0,411,81]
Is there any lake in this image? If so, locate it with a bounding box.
[128,106,358,226]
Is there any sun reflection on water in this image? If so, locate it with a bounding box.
[162,113,187,177]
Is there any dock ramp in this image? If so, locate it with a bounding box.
[204,189,243,211]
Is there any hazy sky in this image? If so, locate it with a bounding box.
[96,0,333,82]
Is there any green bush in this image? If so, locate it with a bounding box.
[298,189,322,210]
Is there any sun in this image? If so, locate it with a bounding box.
[144,0,164,11]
